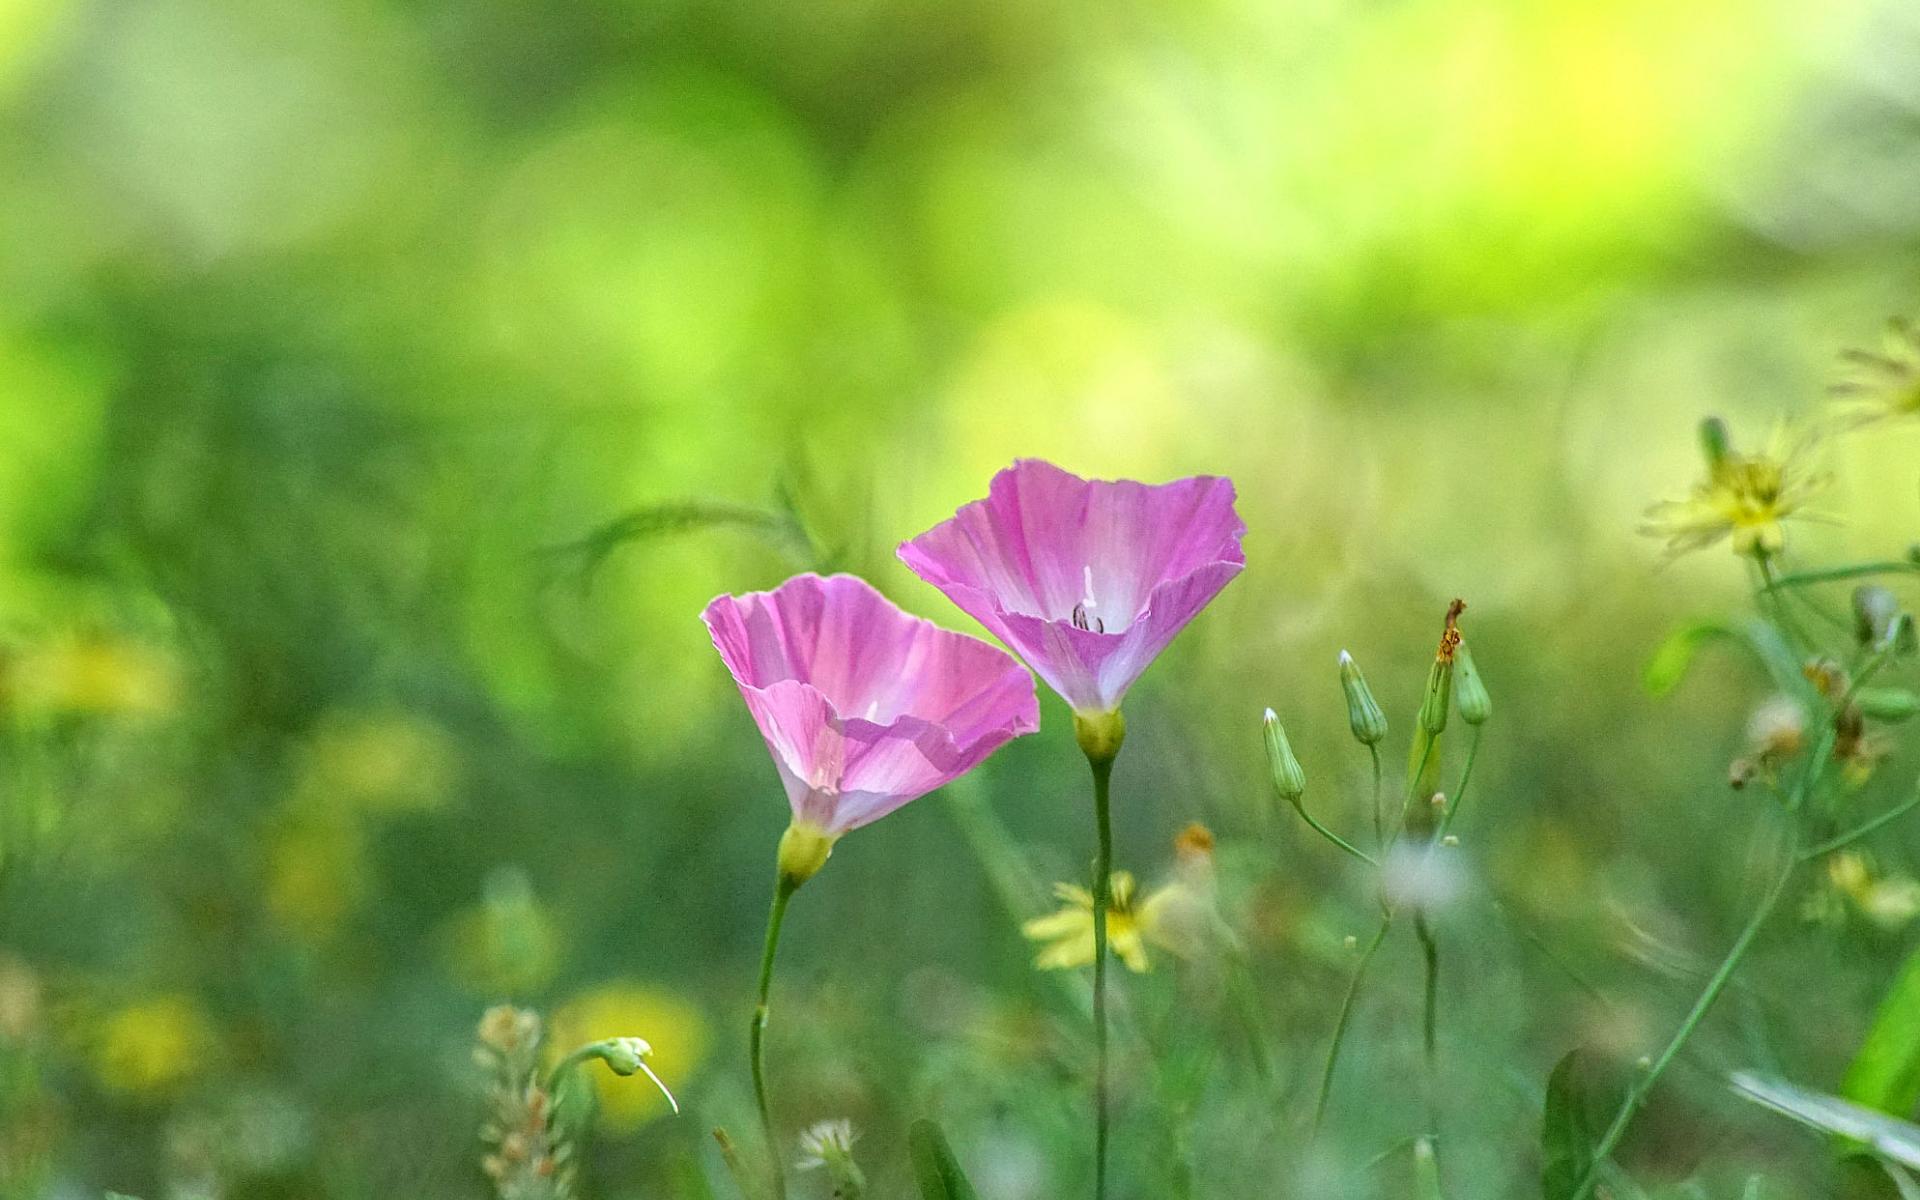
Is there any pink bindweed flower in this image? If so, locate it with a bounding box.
[897,459,1246,717]
[701,572,1038,876]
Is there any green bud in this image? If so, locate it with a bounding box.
[1418,656,1453,737]
[1338,651,1388,745]
[1073,708,1127,765]
[1698,416,1732,471]
[1854,585,1903,650]
[1262,709,1307,806]
[777,822,836,889]
[558,1036,680,1112]
[1454,640,1491,726]
[1856,687,1920,723]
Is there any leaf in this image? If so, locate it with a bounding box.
[1542,1050,1600,1200]
[1844,945,1920,1122]
[1414,1137,1446,1200]
[908,1119,980,1200]
[1642,619,1815,704]
[1645,621,1733,697]
[1729,1071,1920,1169]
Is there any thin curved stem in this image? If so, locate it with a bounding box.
[1565,853,1796,1200]
[1313,917,1391,1133]
[1089,752,1115,1200]
[751,878,796,1200]
[1293,804,1380,867]
[1369,743,1386,851]
[1433,726,1484,845]
[1800,776,1920,861]
[1764,561,1920,589]
[1415,914,1440,1135]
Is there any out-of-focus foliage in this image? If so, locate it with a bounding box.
[2,0,1920,1195]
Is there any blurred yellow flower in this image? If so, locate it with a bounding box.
[297,710,458,816]
[92,995,216,1098]
[265,817,368,943]
[1831,318,1920,429]
[11,630,178,719]
[1024,828,1223,975]
[1024,872,1155,974]
[548,983,707,1131]
[1823,852,1920,930]
[1640,423,1826,559]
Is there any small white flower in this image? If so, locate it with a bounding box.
[796,1119,858,1171]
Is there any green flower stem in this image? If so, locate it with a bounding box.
[1291,802,1380,868]
[751,877,797,1200]
[1753,557,1817,656]
[1564,852,1797,1200]
[1763,560,1920,589]
[1414,913,1439,1131]
[1800,775,1920,861]
[1569,708,1846,1200]
[1368,743,1386,851]
[1088,750,1116,1200]
[1313,917,1391,1132]
[1401,734,1439,834]
[1432,727,1484,845]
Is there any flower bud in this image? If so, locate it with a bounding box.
[1417,658,1453,737]
[1698,416,1732,471]
[1857,687,1920,723]
[1073,708,1127,765]
[1262,710,1307,807]
[593,1036,653,1077]
[777,823,836,889]
[1338,651,1388,745]
[1454,641,1491,726]
[1854,586,1905,651]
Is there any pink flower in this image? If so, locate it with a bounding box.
[701,573,1039,837]
[897,459,1245,715]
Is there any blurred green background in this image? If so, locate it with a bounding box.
[3,0,1920,1194]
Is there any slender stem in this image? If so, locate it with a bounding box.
[1293,804,1380,867]
[1800,776,1920,861]
[1415,913,1439,1132]
[1369,743,1386,851]
[751,878,796,1200]
[1565,853,1796,1200]
[1432,727,1484,845]
[1089,752,1115,1200]
[1401,734,1439,834]
[1313,917,1391,1132]
[1764,561,1920,589]
[1754,557,1817,656]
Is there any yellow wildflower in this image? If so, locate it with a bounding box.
[1830,317,1920,428]
[1025,872,1151,973]
[1825,852,1920,930]
[1025,828,1226,975]
[1640,419,1826,560]
[92,995,216,1098]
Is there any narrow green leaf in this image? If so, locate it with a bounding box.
[908,1119,980,1200]
[1642,619,1814,704]
[1542,1050,1598,1200]
[1844,946,1920,1121]
[1414,1137,1446,1200]
[1645,621,1732,697]
[1730,1072,1920,1169]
